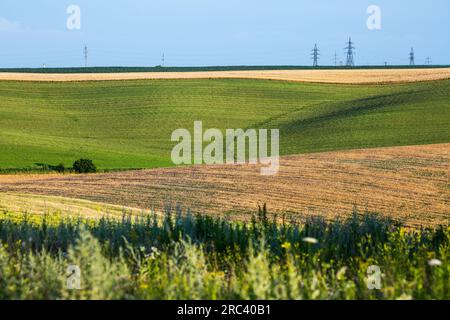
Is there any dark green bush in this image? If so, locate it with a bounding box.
[54,163,65,173]
[73,159,97,174]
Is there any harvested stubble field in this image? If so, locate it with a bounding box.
[1,68,450,84]
[0,193,143,218]
[0,143,448,227]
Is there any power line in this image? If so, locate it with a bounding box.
[344,37,355,67]
[311,44,320,67]
[83,45,88,67]
[409,48,415,66]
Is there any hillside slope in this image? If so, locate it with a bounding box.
[0,79,449,169]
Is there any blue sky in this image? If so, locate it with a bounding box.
[0,0,448,67]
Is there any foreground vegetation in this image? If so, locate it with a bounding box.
[1,79,449,170]
[0,207,448,300]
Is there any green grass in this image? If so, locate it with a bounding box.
[0,207,448,300]
[0,79,449,170]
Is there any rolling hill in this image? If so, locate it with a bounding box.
[0,78,449,170]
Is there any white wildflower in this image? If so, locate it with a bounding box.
[148,246,160,260]
[428,259,442,267]
[302,237,318,244]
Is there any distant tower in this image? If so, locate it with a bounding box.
[344,37,355,67]
[334,51,338,67]
[409,48,415,66]
[83,45,88,68]
[425,56,432,65]
[162,53,165,67]
[311,44,320,67]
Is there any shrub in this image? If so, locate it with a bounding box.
[54,163,65,173]
[73,159,97,174]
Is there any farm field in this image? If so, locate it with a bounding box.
[0,193,143,218]
[2,0,450,304]
[0,71,449,301]
[1,67,450,83]
[0,78,449,171]
[1,143,448,227]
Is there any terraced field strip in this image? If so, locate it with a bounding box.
[1,68,450,83]
[1,144,448,227]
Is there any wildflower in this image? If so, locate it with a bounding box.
[215,271,225,278]
[139,283,149,290]
[302,237,318,244]
[281,242,291,250]
[428,259,442,267]
[148,246,160,260]
[396,294,413,300]
[336,267,347,280]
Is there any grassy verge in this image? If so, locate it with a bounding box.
[0,206,448,300]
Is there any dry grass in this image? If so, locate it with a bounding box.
[1,68,450,84]
[0,193,144,218]
[0,144,448,227]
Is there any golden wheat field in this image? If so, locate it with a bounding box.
[0,143,448,227]
[1,68,450,83]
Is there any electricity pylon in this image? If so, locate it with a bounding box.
[409,48,415,66]
[311,44,320,67]
[344,37,355,67]
[83,45,88,67]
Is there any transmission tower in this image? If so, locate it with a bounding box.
[311,44,320,67]
[425,56,432,65]
[162,53,165,67]
[83,45,88,68]
[344,37,355,67]
[334,51,338,67]
[409,48,415,66]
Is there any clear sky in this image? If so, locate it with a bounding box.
[0,0,448,68]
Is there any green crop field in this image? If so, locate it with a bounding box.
[0,78,449,170]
